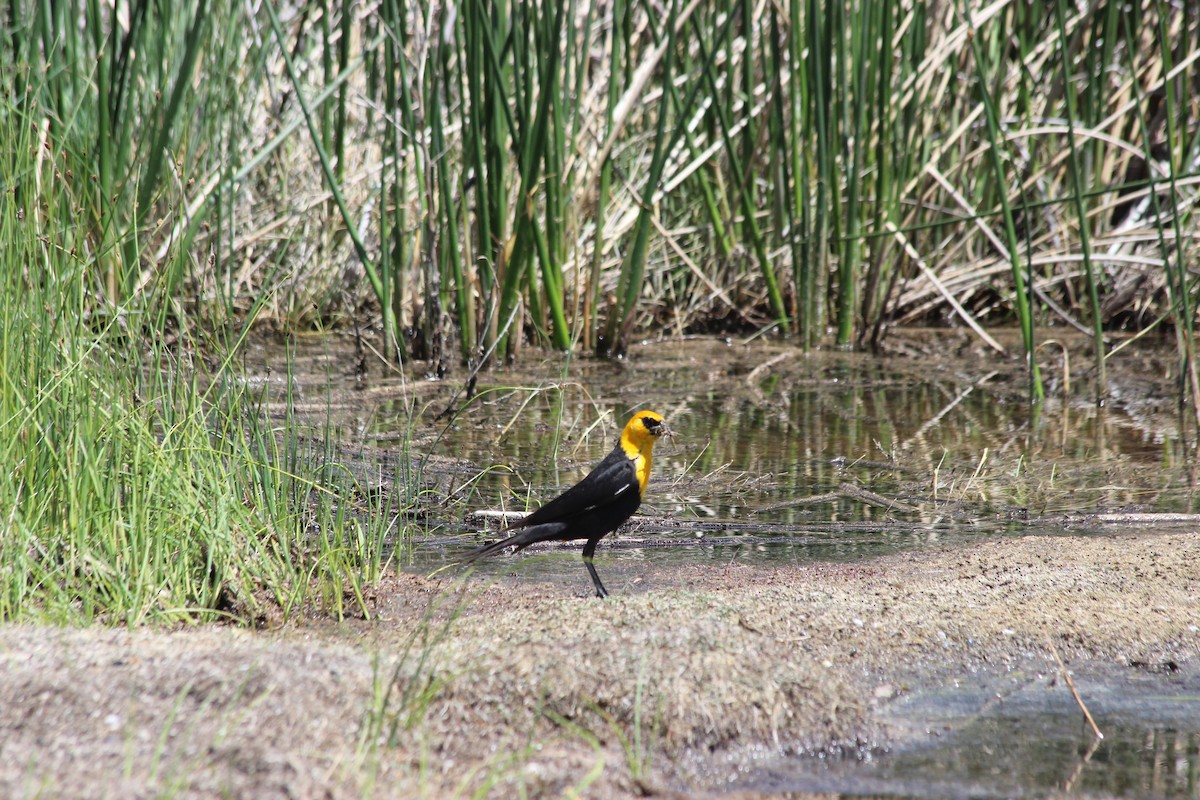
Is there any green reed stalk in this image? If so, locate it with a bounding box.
[320,0,333,149]
[688,5,790,335]
[857,0,893,347]
[421,11,449,372]
[496,0,566,361]
[601,0,682,353]
[585,0,626,352]
[833,0,861,346]
[480,0,513,353]
[33,1,65,145]
[535,1,571,351]
[1052,0,1106,398]
[785,0,812,346]
[335,0,352,183]
[432,18,470,363]
[806,0,832,347]
[643,12,732,260]
[563,0,597,349]
[86,0,118,301]
[767,9,790,303]
[379,0,404,361]
[496,1,535,359]
[740,0,755,214]
[448,23,479,361]
[867,1,923,348]
[961,0,1044,403]
[363,12,381,131]
[379,0,409,361]
[1145,2,1200,421]
[395,1,433,359]
[129,0,210,283]
[264,0,382,302]
[462,0,491,357]
[7,4,26,111]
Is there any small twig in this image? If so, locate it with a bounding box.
[1062,733,1103,793]
[1048,637,1104,740]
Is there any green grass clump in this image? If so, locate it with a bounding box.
[0,98,400,625]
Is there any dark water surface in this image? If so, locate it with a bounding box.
[250,332,1198,798]
[738,668,1200,799]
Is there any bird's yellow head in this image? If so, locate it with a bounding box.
[620,411,670,454]
[619,411,671,495]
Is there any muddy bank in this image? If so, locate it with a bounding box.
[1,530,1195,798]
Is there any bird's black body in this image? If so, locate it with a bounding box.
[466,411,670,598]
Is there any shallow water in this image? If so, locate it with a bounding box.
[737,669,1200,798]
[245,331,1198,570]
[249,331,1198,798]
[370,335,1198,574]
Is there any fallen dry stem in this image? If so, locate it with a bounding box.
[1048,636,1104,741]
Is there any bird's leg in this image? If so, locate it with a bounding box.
[585,561,609,599]
[582,537,608,599]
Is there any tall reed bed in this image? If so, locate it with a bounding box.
[357,0,1199,405]
[6,1,1199,391]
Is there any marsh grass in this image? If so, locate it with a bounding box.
[4,0,1200,620]
[352,0,1197,388]
[8,0,1198,389]
[0,87,406,624]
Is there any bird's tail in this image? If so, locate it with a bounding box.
[460,519,571,565]
[458,532,520,565]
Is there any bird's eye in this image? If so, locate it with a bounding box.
[642,416,662,431]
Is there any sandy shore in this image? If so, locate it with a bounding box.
[1,530,1195,798]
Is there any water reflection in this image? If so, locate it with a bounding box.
[741,716,1200,799]
[730,668,1200,799]
[243,334,1197,565]
[384,340,1195,566]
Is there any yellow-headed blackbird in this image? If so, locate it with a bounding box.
[467,411,671,598]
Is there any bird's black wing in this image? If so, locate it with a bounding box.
[511,446,639,529]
